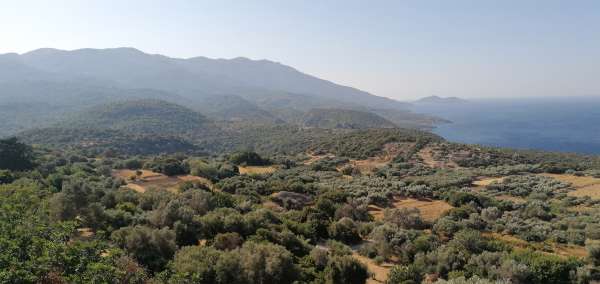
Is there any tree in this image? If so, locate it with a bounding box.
[324,255,369,284]
[387,264,422,284]
[229,151,270,166]
[111,226,177,272]
[0,137,35,171]
[328,217,361,244]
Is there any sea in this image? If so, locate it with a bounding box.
[411,97,600,155]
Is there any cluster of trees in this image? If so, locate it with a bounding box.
[3,131,600,284]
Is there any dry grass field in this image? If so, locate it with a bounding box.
[113,169,212,193]
[540,173,600,200]
[472,177,505,187]
[483,232,588,258]
[238,165,278,175]
[369,197,453,222]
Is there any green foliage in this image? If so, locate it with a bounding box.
[323,255,369,284]
[0,137,35,171]
[387,264,422,284]
[229,151,270,166]
[170,242,299,284]
[111,225,177,272]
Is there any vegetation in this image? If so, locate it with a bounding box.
[3,121,600,283]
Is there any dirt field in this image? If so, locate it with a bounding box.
[540,173,600,200]
[113,169,212,193]
[238,165,278,175]
[369,197,453,222]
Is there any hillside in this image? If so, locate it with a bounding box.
[12,48,409,110]
[59,99,213,134]
[301,108,397,129]
[5,126,600,284]
[0,48,446,137]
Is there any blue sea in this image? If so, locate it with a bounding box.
[411,97,600,155]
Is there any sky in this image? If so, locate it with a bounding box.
[1,0,599,100]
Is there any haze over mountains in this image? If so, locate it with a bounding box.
[0,47,444,136]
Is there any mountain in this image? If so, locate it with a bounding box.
[414,96,467,104]
[0,47,444,136]
[14,47,409,110]
[301,108,397,129]
[59,99,213,134]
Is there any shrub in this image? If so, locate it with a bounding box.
[324,255,369,284]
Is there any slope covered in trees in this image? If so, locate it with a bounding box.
[301,108,397,129]
[3,123,600,283]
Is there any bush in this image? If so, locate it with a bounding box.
[387,264,422,284]
[229,151,270,166]
[328,217,361,244]
[110,226,177,272]
[324,255,369,284]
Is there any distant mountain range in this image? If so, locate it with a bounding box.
[0,47,445,137]
[414,96,467,104]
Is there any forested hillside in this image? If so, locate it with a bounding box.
[3,124,600,283]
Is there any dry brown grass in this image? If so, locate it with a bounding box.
[352,253,392,284]
[113,170,212,193]
[540,173,600,200]
[302,153,335,165]
[473,177,505,187]
[369,197,453,222]
[238,165,278,175]
[483,232,588,258]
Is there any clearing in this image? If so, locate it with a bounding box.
[369,197,453,222]
[317,241,393,284]
[238,165,278,175]
[417,146,459,169]
[540,173,600,200]
[348,142,414,173]
[113,169,212,193]
[472,177,505,187]
[353,252,393,284]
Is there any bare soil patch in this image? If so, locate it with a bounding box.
[113,169,212,193]
[238,165,278,175]
[369,197,453,222]
[473,177,505,187]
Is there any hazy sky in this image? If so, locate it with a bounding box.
[1,0,599,100]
